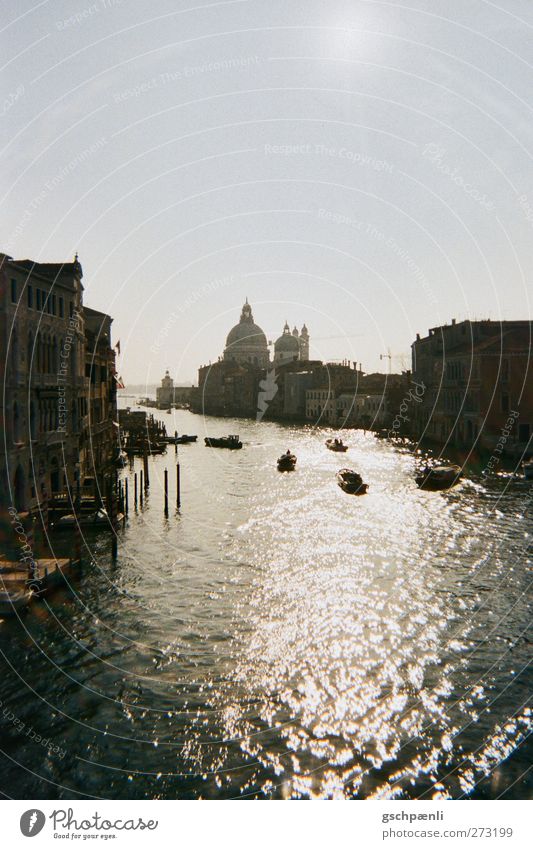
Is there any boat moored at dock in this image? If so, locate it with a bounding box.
[523,460,533,480]
[0,583,34,617]
[205,435,243,449]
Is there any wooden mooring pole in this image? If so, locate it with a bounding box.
[140,470,144,506]
[176,462,181,509]
[164,468,169,517]
[143,446,149,490]
[134,473,138,509]
[125,478,129,515]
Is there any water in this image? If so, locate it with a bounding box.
[0,410,531,799]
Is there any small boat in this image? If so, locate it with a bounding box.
[415,464,462,491]
[523,460,533,480]
[166,408,172,414]
[277,452,297,471]
[53,508,122,528]
[175,434,197,444]
[326,438,348,452]
[205,435,243,449]
[336,468,368,495]
[0,584,33,617]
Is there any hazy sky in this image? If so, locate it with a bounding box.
[2,0,532,384]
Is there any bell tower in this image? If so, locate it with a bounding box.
[299,324,309,360]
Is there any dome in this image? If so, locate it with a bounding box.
[226,321,268,348]
[275,322,300,353]
[223,299,270,367]
[225,300,268,349]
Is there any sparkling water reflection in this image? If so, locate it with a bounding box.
[0,410,531,799]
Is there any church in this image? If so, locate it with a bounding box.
[223,299,309,367]
[192,299,311,418]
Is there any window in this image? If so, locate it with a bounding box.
[502,359,509,381]
[10,279,17,302]
[36,289,41,310]
[52,294,56,315]
[502,394,509,413]
[59,297,64,318]
[27,285,33,308]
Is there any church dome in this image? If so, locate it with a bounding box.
[275,321,300,354]
[223,300,269,367]
[225,300,267,348]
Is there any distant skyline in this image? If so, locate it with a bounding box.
[2,0,532,383]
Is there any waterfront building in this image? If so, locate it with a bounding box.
[155,371,193,409]
[156,370,174,409]
[411,319,533,454]
[336,393,386,428]
[83,306,118,479]
[0,252,117,515]
[195,360,259,417]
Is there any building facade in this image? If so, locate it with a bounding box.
[0,252,117,515]
[411,319,533,454]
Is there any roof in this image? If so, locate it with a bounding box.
[225,300,268,350]
[7,257,83,289]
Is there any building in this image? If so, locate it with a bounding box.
[195,360,259,417]
[156,370,174,409]
[411,319,533,454]
[193,300,311,418]
[155,371,193,409]
[0,252,117,517]
[274,322,310,365]
[83,306,118,479]
[336,393,387,428]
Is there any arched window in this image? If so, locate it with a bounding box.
[52,336,58,373]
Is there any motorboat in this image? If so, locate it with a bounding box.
[415,464,462,491]
[523,460,533,480]
[0,558,80,600]
[175,434,198,444]
[277,452,297,472]
[326,438,348,452]
[205,435,243,449]
[336,468,368,495]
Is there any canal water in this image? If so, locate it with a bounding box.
[0,409,531,799]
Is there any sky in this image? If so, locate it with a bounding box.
[2,0,532,384]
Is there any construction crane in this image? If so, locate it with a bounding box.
[380,348,409,374]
